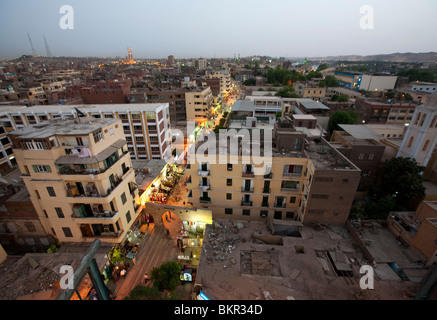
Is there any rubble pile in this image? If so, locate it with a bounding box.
[202,221,242,264]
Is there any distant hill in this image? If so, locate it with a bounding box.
[312,52,437,63]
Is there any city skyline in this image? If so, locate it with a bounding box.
[1,0,437,60]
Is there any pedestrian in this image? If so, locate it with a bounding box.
[144,273,149,284]
[132,256,136,265]
[120,269,126,278]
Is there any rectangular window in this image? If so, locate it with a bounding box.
[242,209,250,216]
[93,130,103,143]
[368,153,374,160]
[227,163,233,171]
[121,192,127,204]
[126,211,131,223]
[62,227,73,238]
[46,187,56,197]
[312,194,329,199]
[290,196,296,203]
[358,153,364,160]
[25,222,36,232]
[226,193,232,200]
[76,137,84,146]
[226,179,232,186]
[32,165,51,173]
[225,208,233,215]
[260,210,268,217]
[55,207,64,218]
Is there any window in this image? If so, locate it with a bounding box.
[407,136,414,148]
[260,211,268,217]
[146,113,156,119]
[312,194,329,199]
[225,208,233,215]
[362,170,371,176]
[423,140,430,151]
[131,114,141,119]
[226,179,232,186]
[358,153,364,160]
[121,192,127,204]
[126,211,131,223]
[136,136,144,141]
[76,137,84,146]
[290,196,296,203]
[25,222,36,232]
[62,227,73,238]
[368,154,374,160]
[55,207,64,218]
[32,165,51,173]
[226,193,232,200]
[242,209,250,216]
[46,187,56,197]
[281,180,299,190]
[286,212,295,219]
[227,163,233,171]
[93,130,103,143]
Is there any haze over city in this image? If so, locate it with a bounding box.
[1,0,437,60]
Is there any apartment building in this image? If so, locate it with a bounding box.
[136,88,187,122]
[185,86,214,125]
[0,103,171,160]
[186,117,361,226]
[205,70,232,99]
[355,99,416,125]
[0,124,16,175]
[293,81,327,100]
[9,117,141,244]
[330,125,386,195]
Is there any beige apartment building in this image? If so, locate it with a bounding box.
[9,117,141,244]
[186,117,361,226]
[293,81,327,100]
[205,70,232,98]
[185,86,214,125]
[0,103,171,160]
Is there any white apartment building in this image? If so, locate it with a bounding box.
[0,103,171,160]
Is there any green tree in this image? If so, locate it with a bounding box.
[305,71,323,80]
[374,157,426,212]
[243,78,256,86]
[331,94,349,102]
[124,285,162,300]
[327,110,355,134]
[275,86,300,98]
[317,64,329,72]
[150,261,182,292]
[323,75,339,87]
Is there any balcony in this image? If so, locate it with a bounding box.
[281,188,298,193]
[282,172,302,177]
[241,200,253,206]
[261,202,269,207]
[274,202,286,208]
[264,172,272,179]
[199,196,211,204]
[242,171,254,177]
[198,169,210,176]
[199,184,210,191]
[72,210,119,219]
[241,186,254,193]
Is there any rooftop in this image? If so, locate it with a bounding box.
[0,103,169,115]
[9,117,119,139]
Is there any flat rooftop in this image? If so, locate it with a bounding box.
[0,103,168,115]
[8,117,119,139]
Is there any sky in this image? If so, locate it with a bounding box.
[0,0,436,60]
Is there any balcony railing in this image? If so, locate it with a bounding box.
[241,186,254,192]
[198,169,210,176]
[241,200,253,206]
[274,202,286,208]
[281,188,298,193]
[199,196,211,203]
[72,210,119,219]
[199,184,210,191]
[264,172,272,179]
[242,171,254,177]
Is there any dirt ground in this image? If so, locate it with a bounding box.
[195,220,421,300]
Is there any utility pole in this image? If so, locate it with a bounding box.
[27,33,36,56]
[43,34,52,57]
